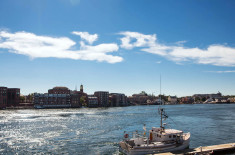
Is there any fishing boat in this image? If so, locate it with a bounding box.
[119,108,190,155]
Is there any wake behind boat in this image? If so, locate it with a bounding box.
[119,108,190,155]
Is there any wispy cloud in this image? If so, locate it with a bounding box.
[156,61,161,64]
[72,31,98,44]
[175,40,187,46]
[119,31,235,67]
[0,31,123,63]
[205,70,235,73]
[119,31,156,49]
[69,0,80,6]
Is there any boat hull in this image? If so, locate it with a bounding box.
[119,135,190,155]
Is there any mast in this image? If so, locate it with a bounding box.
[160,75,163,129]
[160,75,161,105]
[160,108,163,129]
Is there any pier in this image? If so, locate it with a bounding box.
[158,143,235,155]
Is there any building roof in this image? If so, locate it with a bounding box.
[52,86,69,90]
[94,91,109,93]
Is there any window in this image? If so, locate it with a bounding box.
[169,135,172,138]
[173,135,176,138]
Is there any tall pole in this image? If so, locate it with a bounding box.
[160,75,161,105]
[160,109,162,129]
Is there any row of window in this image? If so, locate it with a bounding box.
[156,134,177,139]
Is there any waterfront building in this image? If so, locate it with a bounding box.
[94,91,109,107]
[0,87,7,109]
[193,92,222,101]
[128,92,149,105]
[87,95,98,108]
[34,85,87,108]
[0,87,20,108]
[70,84,88,107]
[33,93,71,108]
[48,86,70,94]
[168,96,178,104]
[70,93,82,108]
[180,96,194,104]
[228,97,235,103]
[7,88,20,107]
[109,93,127,107]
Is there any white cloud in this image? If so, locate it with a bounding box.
[156,61,162,64]
[206,70,235,73]
[119,31,156,49]
[119,31,235,67]
[175,40,187,46]
[168,45,235,66]
[72,31,98,44]
[2,30,235,66]
[0,31,122,63]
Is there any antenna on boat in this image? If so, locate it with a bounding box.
[158,75,168,131]
[159,107,168,131]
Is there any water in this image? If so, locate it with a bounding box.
[0,104,235,154]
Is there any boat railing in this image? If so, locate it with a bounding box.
[123,130,147,140]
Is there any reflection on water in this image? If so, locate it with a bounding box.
[0,104,235,154]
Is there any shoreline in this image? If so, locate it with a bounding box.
[1,102,235,110]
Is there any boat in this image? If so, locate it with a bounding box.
[119,107,190,155]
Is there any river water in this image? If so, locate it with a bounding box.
[0,104,235,154]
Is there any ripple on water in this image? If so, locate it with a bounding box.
[0,104,235,154]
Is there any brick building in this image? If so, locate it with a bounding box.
[7,88,20,107]
[48,87,70,94]
[70,84,88,107]
[34,85,86,108]
[94,91,109,107]
[180,96,194,104]
[0,87,7,109]
[110,93,127,107]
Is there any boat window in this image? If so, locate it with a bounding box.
[173,135,176,138]
[169,135,172,138]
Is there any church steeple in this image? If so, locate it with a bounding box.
[80,84,83,93]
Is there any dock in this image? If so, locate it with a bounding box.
[157,143,235,155]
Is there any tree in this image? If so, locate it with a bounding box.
[195,97,200,102]
[80,96,87,107]
[202,97,206,102]
[140,91,147,96]
[20,96,25,103]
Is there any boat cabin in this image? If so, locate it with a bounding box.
[149,127,183,142]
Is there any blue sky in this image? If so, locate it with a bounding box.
[1,0,235,96]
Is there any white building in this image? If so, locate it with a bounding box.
[168,96,177,104]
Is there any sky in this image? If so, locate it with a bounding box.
[0,0,235,97]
